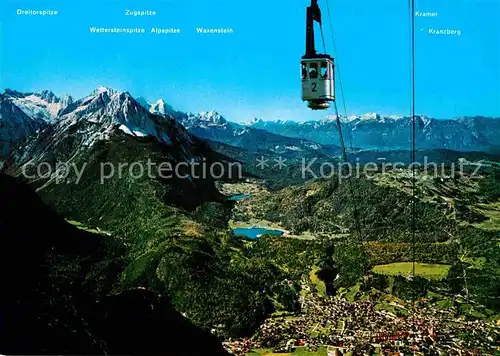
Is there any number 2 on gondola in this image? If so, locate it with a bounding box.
[311,82,317,92]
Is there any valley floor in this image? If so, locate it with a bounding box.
[219,171,500,355]
[372,262,452,281]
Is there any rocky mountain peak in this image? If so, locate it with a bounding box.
[34,90,59,103]
[3,89,26,99]
[91,86,117,97]
[197,110,227,124]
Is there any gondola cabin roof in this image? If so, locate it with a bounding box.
[301,53,333,60]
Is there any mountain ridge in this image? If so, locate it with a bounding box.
[248,114,500,152]
[2,87,499,166]
[137,95,500,152]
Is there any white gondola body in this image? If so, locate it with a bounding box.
[301,58,335,108]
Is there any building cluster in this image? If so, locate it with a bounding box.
[225,293,500,355]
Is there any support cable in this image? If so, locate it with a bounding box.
[325,0,353,150]
[409,0,417,279]
[323,0,363,240]
[332,101,363,240]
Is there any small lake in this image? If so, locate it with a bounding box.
[228,193,251,201]
[233,227,284,240]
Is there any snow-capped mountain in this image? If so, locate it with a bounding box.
[136,99,338,155]
[2,87,234,214]
[4,89,73,121]
[57,87,191,147]
[175,109,335,155]
[0,89,76,159]
[137,96,498,154]
[136,97,230,128]
[136,96,177,117]
[183,110,229,128]
[248,114,500,152]
[0,93,45,158]
[6,87,202,171]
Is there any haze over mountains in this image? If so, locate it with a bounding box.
[249,114,500,152]
[1,87,499,168]
[138,97,500,153]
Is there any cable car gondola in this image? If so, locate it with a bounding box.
[301,0,335,110]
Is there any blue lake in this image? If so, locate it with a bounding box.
[228,193,251,201]
[233,227,284,240]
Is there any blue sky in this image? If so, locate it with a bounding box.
[1,0,499,122]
